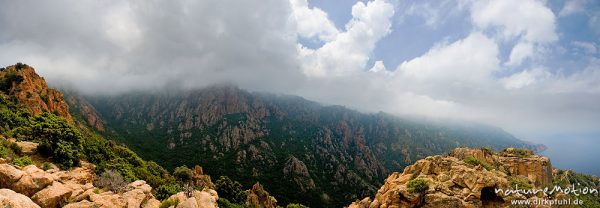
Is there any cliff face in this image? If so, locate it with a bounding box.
[348,147,598,208]
[64,93,105,132]
[0,64,72,123]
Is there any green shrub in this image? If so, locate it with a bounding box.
[463,156,494,170]
[509,178,532,190]
[0,145,8,158]
[42,162,52,171]
[12,156,33,167]
[155,181,183,200]
[217,198,244,208]
[173,166,193,182]
[0,70,24,92]
[286,203,309,208]
[25,112,83,169]
[9,143,21,155]
[407,178,429,194]
[480,147,493,155]
[503,148,532,158]
[215,176,247,204]
[15,62,27,69]
[159,198,179,208]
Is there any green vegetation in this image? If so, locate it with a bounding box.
[509,178,532,190]
[502,148,532,158]
[407,178,429,194]
[15,62,27,70]
[286,203,309,208]
[552,170,600,207]
[12,156,33,167]
[463,156,494,170]
[159,198,179,208]
[217,198,244,208]
[0,70,24,93]
[85,87,540,207]
[480,147,493,155]
[215,176,247,204]
[0,139,20,158]
[0,145,7,157]
[15,112,84,169]
[0,90,169,192]
[42,162,53,171]
[173,165,193,182]
[155,181,183,200]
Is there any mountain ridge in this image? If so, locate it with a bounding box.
[80,85,540,207]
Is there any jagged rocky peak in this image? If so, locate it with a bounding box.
[246,182,278,208]
[0,63,72,123]
[348,147,560,208]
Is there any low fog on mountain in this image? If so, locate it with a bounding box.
[1,1,599,148]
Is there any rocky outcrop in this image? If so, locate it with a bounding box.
[0,163,24,188]
[348,147,559,208]
[0,64,73,123]
[13,165,55,196]
[0,158,163,208]
[31,181,73,208]
[0,189,41,208]
[167,189,219,208]
[283,156,315,192]
[246,182,278,208]
[192,165,215,190]
[451,147,552,187]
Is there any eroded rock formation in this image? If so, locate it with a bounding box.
[348,147,564,208]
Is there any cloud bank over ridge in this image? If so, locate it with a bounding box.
[0,0,599,137]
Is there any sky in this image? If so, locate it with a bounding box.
[0,0,599,140]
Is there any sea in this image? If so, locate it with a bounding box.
[526,133,600,177]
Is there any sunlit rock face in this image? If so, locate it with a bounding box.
[348,147,578,208]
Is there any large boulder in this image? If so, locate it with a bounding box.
[53,162,96,184]
[0,188,41,208]
[89,191,127,208]
[63,200,99,208]
[15,141,38,155]
[31,181,73,208]
[142,198,160,208]
[13,165,55,196]
[0,163,24,188]
[169,190,219,208]
[123,188,147,208]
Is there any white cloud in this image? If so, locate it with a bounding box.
[103,3,141,51]
[404,0,460,29]
[298,0,394,77]
[368,60,388,73]
[289,0,339,41]
[545,58,600,94]
[467,0,557,43]
[1,0,599,137]
[559,0,587,17]
[501,67,551,89]
[396,32,499,84]
[572,41,598,55]
[506,41,534,66]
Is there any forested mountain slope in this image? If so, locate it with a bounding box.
[85,85,538,207]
